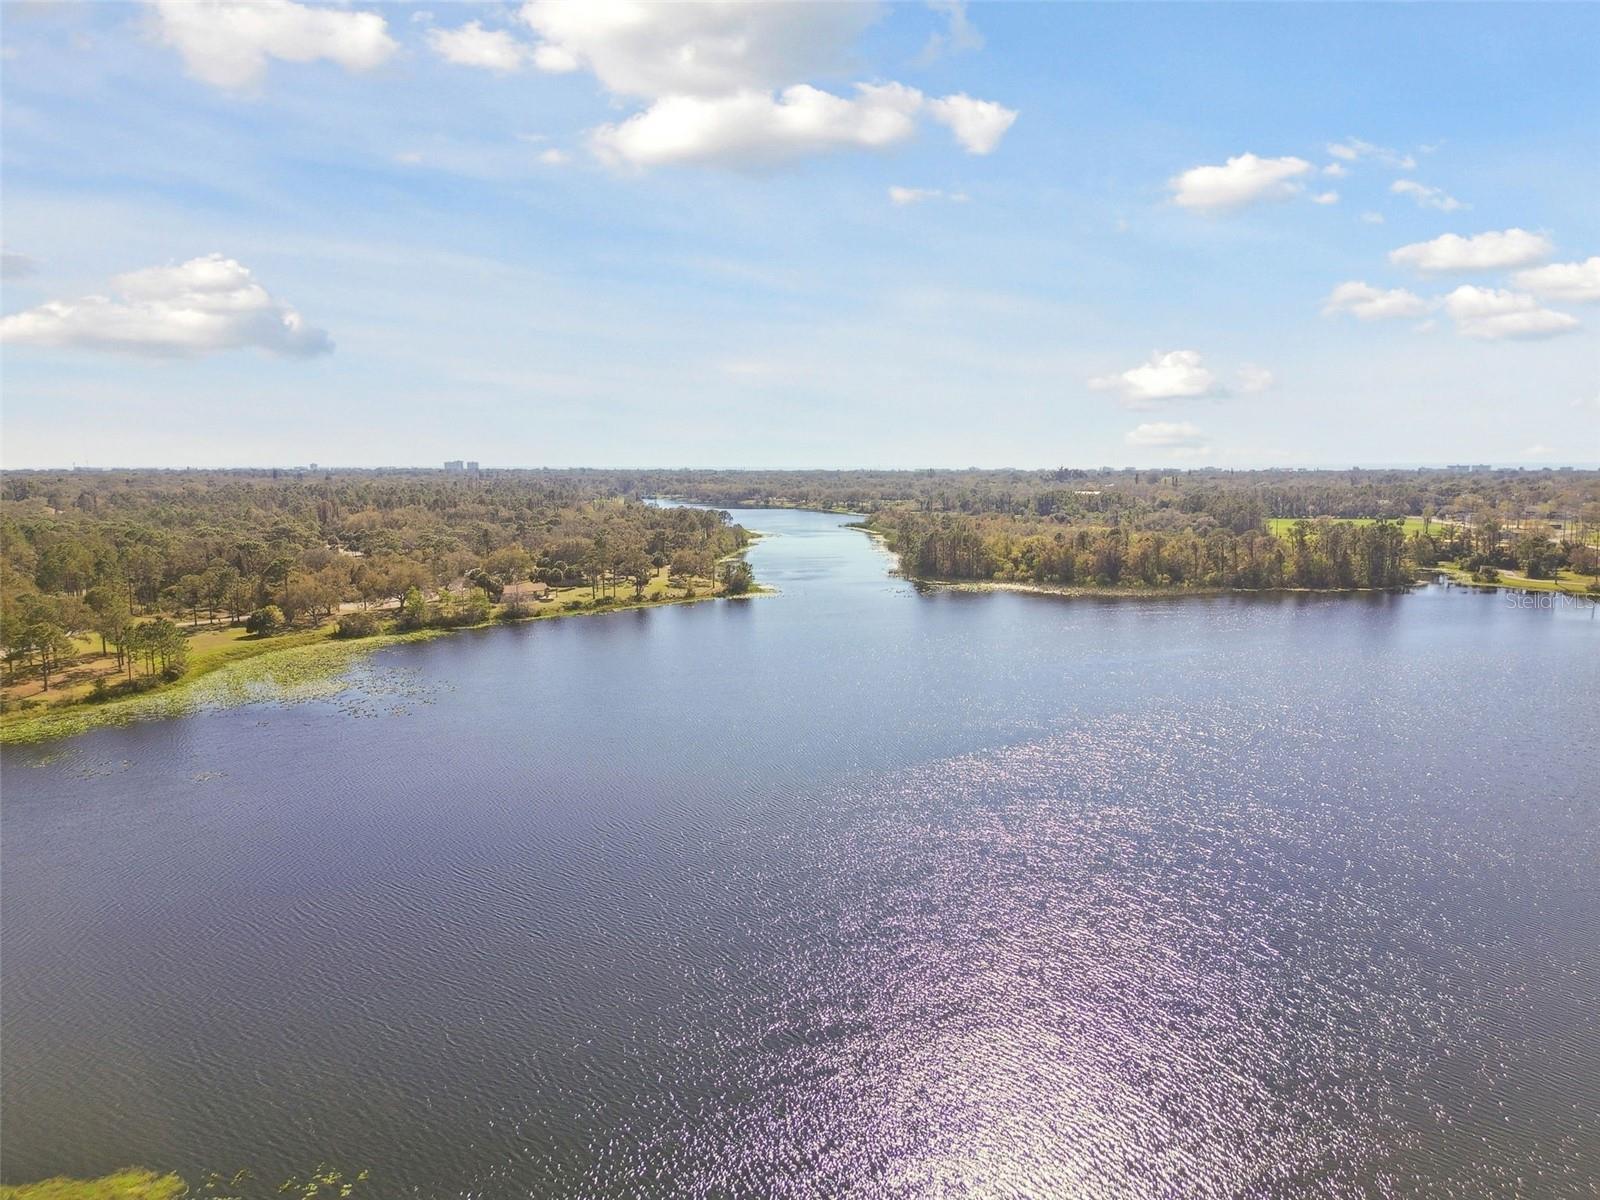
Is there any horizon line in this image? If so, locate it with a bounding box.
[4,462,1599,475]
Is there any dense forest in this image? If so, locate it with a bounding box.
[875,510,1415,590]
[1,470,751,709]
[868,483,1600,591]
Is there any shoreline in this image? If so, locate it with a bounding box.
[0,587,769,748]
[895,572,1597,603]
[901,576,1403,600]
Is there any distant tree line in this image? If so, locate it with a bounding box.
[616,464,1600,540]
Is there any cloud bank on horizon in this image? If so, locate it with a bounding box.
[0,0,1595,468]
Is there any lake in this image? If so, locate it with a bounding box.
[3,507,1597,1197]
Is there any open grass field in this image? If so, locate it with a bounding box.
[1433,562,1598,596]
[1266,517,1438,538]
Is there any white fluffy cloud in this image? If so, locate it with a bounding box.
[149,0,397,90]
[427,21,529,72]
[1390,179,1463,212]
[1511,257,1600,303]
[1311,191,1339,206]
[1389,228,1553,274]
[516,1,1014,168]
[1169,153,1313,211]
[589,82,1013,168]
[532,42,581,73]
[1125,421,1208,451]
[1322,281,1431,321]
[926,93,1017,155]
[591,83,926,169]
[0,254,331,357]
[1090,350,1222,407]
[1441,285,1579,341]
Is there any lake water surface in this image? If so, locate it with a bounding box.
[3,508,1597,1197]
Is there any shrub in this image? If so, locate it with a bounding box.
[334,611,380,639]
[111,675,163,697]
[244,605,285,636]
[395,587,428,631]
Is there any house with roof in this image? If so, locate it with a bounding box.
[500,580,550,604]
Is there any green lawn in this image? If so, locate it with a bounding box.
[1266,516,1436,538]
[1434,562,1598,595]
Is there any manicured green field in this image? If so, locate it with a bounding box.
[1267,516,1436,538]
[1434,562,1597,595]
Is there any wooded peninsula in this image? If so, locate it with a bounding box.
[1,470,754,734]
[3,465,1596,737]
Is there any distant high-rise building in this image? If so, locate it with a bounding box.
[467,461,480,472]
[444,460,464,472]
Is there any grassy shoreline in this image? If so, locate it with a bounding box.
[0,587,767,748]
[1429,562,1596,595]
[900,575,1411,600]
[900,571,1598,602]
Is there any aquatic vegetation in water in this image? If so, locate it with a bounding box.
[0,1169,185,1200]
[0,1166,375,1200]
[0,635,402,746]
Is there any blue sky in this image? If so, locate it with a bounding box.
[1,1,1596,469]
